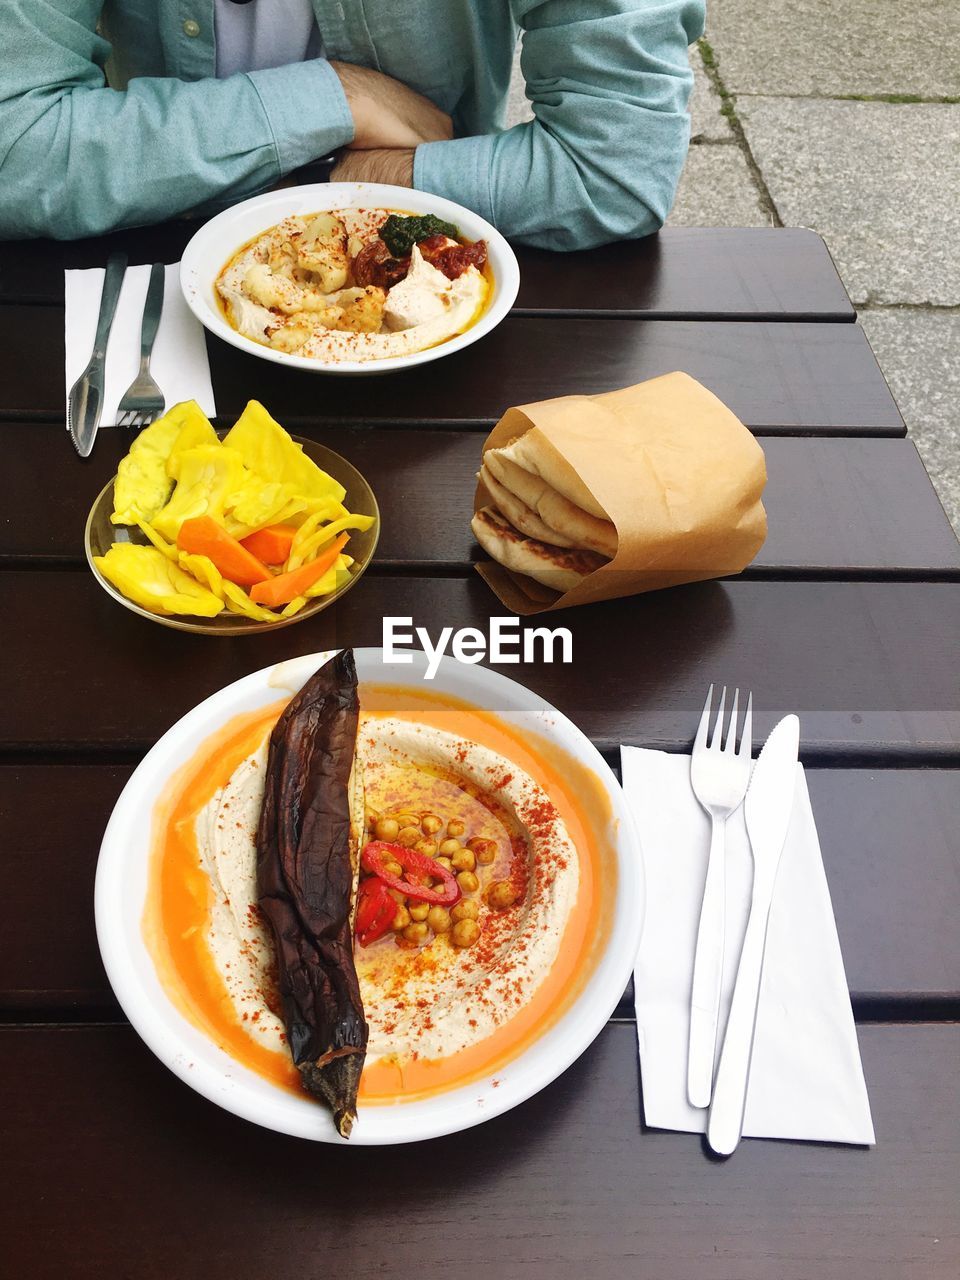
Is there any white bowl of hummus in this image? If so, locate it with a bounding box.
[95,650,644,1144]
[180,183,520,374]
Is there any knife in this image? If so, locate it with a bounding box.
[706,713,801,1156]
[67,251,128,457]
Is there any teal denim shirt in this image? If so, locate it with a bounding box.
[0,1,704,246]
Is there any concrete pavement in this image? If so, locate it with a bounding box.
[507,6,959,529]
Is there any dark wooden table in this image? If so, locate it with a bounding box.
[1,225,957,1279]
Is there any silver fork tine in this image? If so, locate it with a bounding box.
[709,685,727,749]
[694,683,714,754]
[738,691,753,761]
[723,688,740,753]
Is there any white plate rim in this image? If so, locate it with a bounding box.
[94,649,644,1145]
[179,183,521,376]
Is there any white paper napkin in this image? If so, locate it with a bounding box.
[621,745,875,1146]
[64,263,216,428]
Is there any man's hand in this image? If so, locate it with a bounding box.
[331,148,415,187]
[330,62,451,150]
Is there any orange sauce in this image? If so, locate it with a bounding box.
[144,683,617,1106]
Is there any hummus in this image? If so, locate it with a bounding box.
[216,209,489,364]
[194,716,579,1067]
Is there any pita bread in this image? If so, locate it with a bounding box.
[479,464,578,548]
[495,431,609,520]
[471,507,607,593]
[484,448,618,558]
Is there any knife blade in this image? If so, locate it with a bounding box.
[67,251,128,457]
[706,713,801,1155]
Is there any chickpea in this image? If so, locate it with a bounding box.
[391,905,411,931]
[436,856,453,872]
[451,919,481,948]
[408,901,431,922]
[403,922,429,944]
[451,900,480,923]
[397,826,421,847]
[395,812,420,828]
[421,814,443,834]
[438,838,461,857]
[374,816,399,842]
[457,870,480,894]
[446,819,466,838]
[414,838,438,858]
[427,906,452,934]
[451,847,476,873]
[467,837,497,863]
[365,807,381,830]
[487,880,520,911]
[383,859,404,879]
[387,887,406,905]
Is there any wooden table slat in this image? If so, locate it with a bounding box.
[1,309,903,434]
[2,428,956,575]
[3,765,956,1013]
[2,217,957,1274]
[2,574,958,760]
[0,1023,956,1279]
[0,226,856,320]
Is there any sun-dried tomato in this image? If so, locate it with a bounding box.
[352,240,410,289]
[419,237,488,280]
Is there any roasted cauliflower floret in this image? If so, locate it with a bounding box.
[244,263,345,316]
[297,213,350,292]
[266,238,299,279]
[327,286,387,334]
[266,309,345,351]
[243,263,307,315]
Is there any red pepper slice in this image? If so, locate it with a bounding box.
[355,876,396,947]
[361,841,462,906]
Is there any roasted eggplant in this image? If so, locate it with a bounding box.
[256,649,367,1136]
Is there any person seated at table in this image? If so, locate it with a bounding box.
[0,1,704,249]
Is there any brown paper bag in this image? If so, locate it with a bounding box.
[473,372,767,614]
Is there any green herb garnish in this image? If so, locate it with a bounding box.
[379,213,460,257]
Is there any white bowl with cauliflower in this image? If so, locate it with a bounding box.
[180,183,520,375]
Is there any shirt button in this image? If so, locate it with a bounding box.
[183,19,200,37]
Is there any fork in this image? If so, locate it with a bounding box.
[117,262,166,428]
[687,684,753,1109]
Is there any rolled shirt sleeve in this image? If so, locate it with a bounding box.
[414,0,705,250]
[0,2,354,240]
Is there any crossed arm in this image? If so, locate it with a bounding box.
[0,0,703,247]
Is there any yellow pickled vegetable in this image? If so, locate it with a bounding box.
[151,444,249,541]
[285,513,376,572]
[166,414,220,479]
[111,400,213,525]
[177,551,225,597]
[102,400,374,623]
[93,544,224,617]
[222,476,307,540]
[304,553,353,598]
[136,520,178,561]
[220,580,293,622]
[221,401,346,508]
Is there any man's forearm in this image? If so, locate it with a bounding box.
[331,148,414,187]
